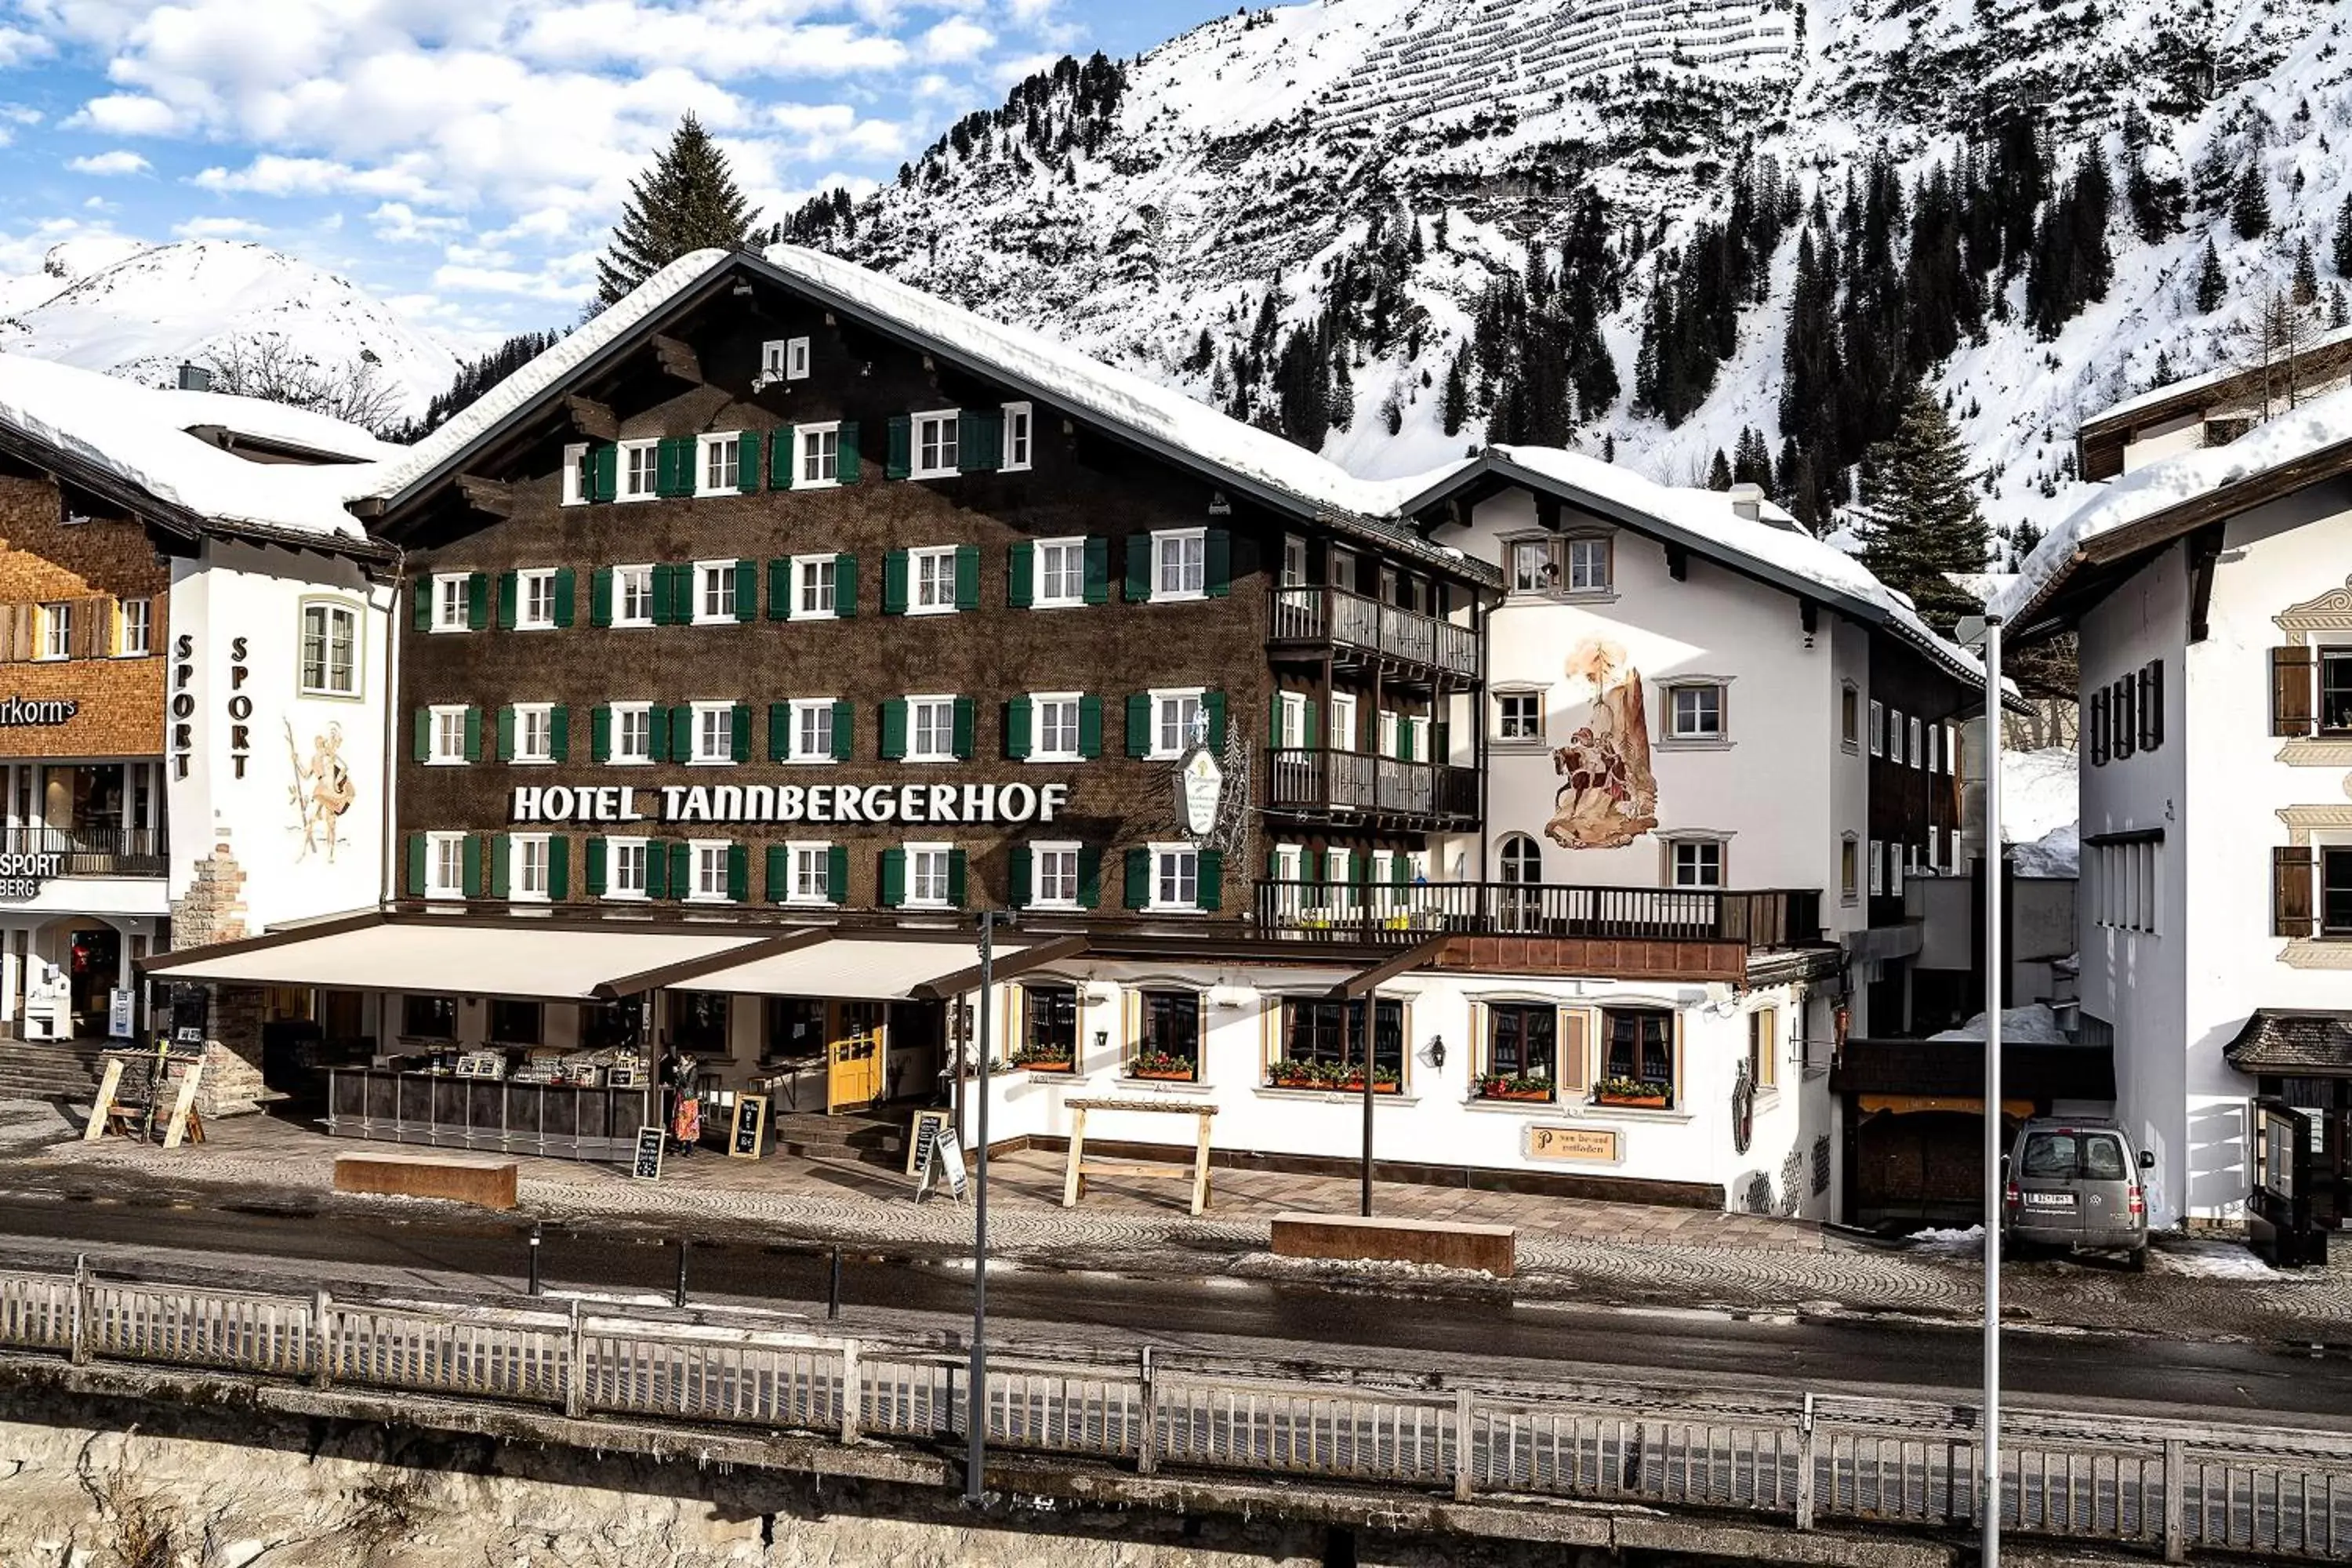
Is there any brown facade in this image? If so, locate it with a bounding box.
[0,474,168,758]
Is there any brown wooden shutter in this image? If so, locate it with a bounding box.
[2274,845,2316,938]
[1557,1007,1592,1093]
[2089,689,2110,764]
[2273,647,2316,737]
[9,605,30,662]
[0,607,17,665]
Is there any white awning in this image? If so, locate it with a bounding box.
[675,935,1033,1001]
[143,919,765,1002]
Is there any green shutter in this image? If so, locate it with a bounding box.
[946,848,967,907]
[768,702,789,763]
[554,568,576,628]
[645,839,669,900]
[766,844,788,903]
[1124,534,1152,602]
[1083,536,1109,604]
[404,833,425,897]
[952,695,975,760]
[667,841,691,899]
[1078,695,1103,760]
[670,705,695,763]
[411,583,431,633]
[1204,691,1227,750]
[1009,845,1032,908]
[1304,698,1320,748]
[1077,847,1101,909]
[881,550,909,615]
[466,572,488,630]
[830,701,854,760]
[727,844,749,902]
[958,409,1001,473]
[490,834,511,898]
[1004,698,1032,760]
[656,437,695,498]
[550,706,570,763]
[1125,693,1151,758]
[826,844,847,900]
[1124,848,1150,909]
[586,837,607,897]
[590,444,617,503]
[647,705,670,764]
[462,833,483,898]
[880,699,907,760]
[768,559,791,621]
[737,430,762,493]
[549,837,571,902]
[885,416,912,480]
[412,708,430,763]
[463,706,482,762]
[734,559,757,622]
[880,848,906,907]
[591,567,613,628]
[1198,848,1223,912]
[834,554,858,617]
[497,571,517,630]
[954,544,980,611]
[592,706,612,764]
[650,563,675,625]
[1204,528,1232,597]
[496,706,516,763]
[1007,542,1034,608]
[768,426,793,491]
[837,421,861,485]
[731,702,751,764]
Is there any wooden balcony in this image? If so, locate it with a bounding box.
[1261,748,1480,829]
[1269,586,1482,687]
[1254,879,1824,953]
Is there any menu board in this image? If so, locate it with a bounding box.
[729,1094,768,1160]
[905,1108,953,1177]
[631,1124,665,1181]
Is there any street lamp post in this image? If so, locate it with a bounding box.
[966,908,1013,1506]
[1962,611,2006,1568]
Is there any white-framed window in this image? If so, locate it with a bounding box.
[513,568,557,630]
[428,705,470,765]
[514,702,556,765]
[910,546,958,613]
[789,699,837,763]
[297,600,357,695]
[1889,708,1907,764]
[1152,528,1206,601]
[1327,692,1357,753]
[912,410,960,477]
[1840,683,1860,750]
[432,574,470,633]
[786,337,811,379]
[1369,849,1399,911]
[1868,838,1884,896]
[1034,537,1085,608]
[909,695,958,763]
[1509,539,1553,593]
[1403,714,1430,763]
[1869,700,1886,757]
[1668,839,1724,888]
[426,831,467,901]
[786,840,835,905]
[612,702,654,765]
[690,702,736,765]
[692,560,738,624]
[1666,683,1724,740]
[1888,840,1906,895]
[697,432,741,495]
[688,840,733,903]
[1278,691,1308,750]
[1281,535,1308,587]
[619,438,660,502]
[1909,716,1923,769]
[1030,840,1080,908]
[1945,723,1960,776]
[789,554,837,619]
[118,597,154,659]
[1150,843,1200,911]
[1566,535,1610,592]
[1497,691,1543,741]
[613,564,654,627]
[604,837,650,901]
[512,833,551,902]
[1377,710,1400,757]
[1326,847,1357,912]
[1031,694,1082,761]
[1151,688,1204,759]
[1002,401,1033,471]
[1841,835,1860,902]
[561,441,590,506]
[797,423,840,488]
[907,842,953,907]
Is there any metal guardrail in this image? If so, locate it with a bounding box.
[5,1261,2350,1559]
[0,825,167,878]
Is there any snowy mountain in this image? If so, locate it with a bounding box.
[781,0,2350,557]
[0,240,459,427]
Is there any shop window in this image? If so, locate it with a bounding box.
[1481,1004,1556,1098]
[402,993,457,1040]
[670,991,730,1055]
[1273,997,1403,1090]
[489,999,543,1046]
[1597,1008,1675,1105]
[1132,990,1200,1080]
[1015,982,1078,1071]
[580,999,643,1053]
[762,997,828,1061]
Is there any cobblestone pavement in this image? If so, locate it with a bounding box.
[7,1098,2350,1341]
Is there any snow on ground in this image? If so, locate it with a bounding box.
[2152,1239,2278,1279]
[1907,1225,1984,1258]
[1930,1004,2071,1045]
[2013,822,2080,878]
[2002,747,2079,877]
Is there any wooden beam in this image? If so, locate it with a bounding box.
[914,934,1091,1001]
[564,395,618,441]
[593,928,832,1000]
[651,335,702,384]
[455,475,515,518]
[1799,599,1819,637]
[2186,523,2225,644]
[1664,542,1689,582]
[1324,935,1447,1001]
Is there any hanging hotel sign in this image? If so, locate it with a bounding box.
[1178,749,1223,837]
[510,781,1072,827]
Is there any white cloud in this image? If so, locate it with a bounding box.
[989,50,1061,89]
[66,150,151,176]
[919,16,993,64]
[0,104,43,125]
[0,25,56,66]
[172,215,269,239]
[70,94,183,136]
[369,201,463,241]
[193,153,440,201]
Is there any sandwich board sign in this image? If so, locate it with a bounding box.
[914,1131,968,1203]
[905,1108,953,1177]
[631,1125,666,1181]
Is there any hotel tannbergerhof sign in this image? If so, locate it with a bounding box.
[510,780,1073,828]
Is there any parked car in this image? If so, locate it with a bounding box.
[2002,1117,2154,1269]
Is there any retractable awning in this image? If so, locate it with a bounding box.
[140,914,768,1003]
[612,931,1090,1002]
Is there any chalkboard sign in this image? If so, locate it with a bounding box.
[607,1064,640,1089]
[905,1108,953,1177]
[916,1132,969,1203]
[630,1124,665,1181]
[728,1093,768,1160]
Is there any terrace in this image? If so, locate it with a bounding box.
[1254,878,1824,953]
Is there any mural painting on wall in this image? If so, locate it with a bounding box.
[1547,638,1658,851]
[288,720,355,860]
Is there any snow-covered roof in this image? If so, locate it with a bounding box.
[2081,321,2352,431]
[1994,382,2352,626]
[0,351,392,543]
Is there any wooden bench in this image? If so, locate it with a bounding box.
[1060,1096,1218,1217]
[334,1151,519,1210]
[1270,1211,1516,1278]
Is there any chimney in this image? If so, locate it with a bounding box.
[176,363,212,394]
[1726,482,1763,522]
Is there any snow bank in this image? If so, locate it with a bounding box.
[1929,1004,2070,1045]
[2012,822,2080,878]
[2000,746,2080,874]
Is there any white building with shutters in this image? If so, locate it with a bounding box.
[1998,383,2352,1232]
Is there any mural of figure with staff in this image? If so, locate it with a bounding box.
[287,720,356,861]
[1546,637,1659,851]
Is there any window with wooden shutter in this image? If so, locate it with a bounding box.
[880,699,908,761]
[1083,536,1110,604]
[1007,542,1033,608]
[767,560,791,621]
[833,554,858,617]
[2140,659,2164,751]
[1004,698,1031,760]
[497,571,518,630]
[881,550,909,615]
[548,837,571,901]
[837,420,862,485]
[2113,676,2136,760]
[880,847,906,907]
[586,837,608,896]
[1558,1008,1592,1093]
[1123,533,1152,602]
[1123,848,1151,909]
[952,696,975,759]
[735,430,762,493]
[1204,528,1232,597]
[466,572,489,630]
[2089,689,2110,765]
[2275,845,2316,938]
[1124,693,1151,758]
[830,701,855,760]
[885,416,912,480]
[954,544,980,610]
[405,833,426,897]
[2273,647,2316,737]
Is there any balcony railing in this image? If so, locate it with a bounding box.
[1261,748,1480,826]
[1254,879,1824,948]
[1270,586,1482,683]
[0,826,168,879]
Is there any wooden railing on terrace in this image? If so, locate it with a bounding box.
[1254,880,1824,948]
[1269,586,1482,683]
[1261,749,1480,825]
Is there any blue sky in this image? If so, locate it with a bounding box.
[0,0,1237,351]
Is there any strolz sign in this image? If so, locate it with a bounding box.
[511,781,1071,827]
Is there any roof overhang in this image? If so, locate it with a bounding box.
[2224,1008,2352,1075]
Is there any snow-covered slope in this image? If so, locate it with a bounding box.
[0,241,458,426]
[793,0,2346,552]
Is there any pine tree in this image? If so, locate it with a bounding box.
[2293,236,2320,306]
[2336,194,2352,278]
[1707,448,1733,489]
[2229,165,2271,241]
[1854,388,1991,634]
[596,114,760,305]
[1602,433,1616,463]
[2194,238,2227,314]
[1441,352,1468,437]
[2332,285,2351,332]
